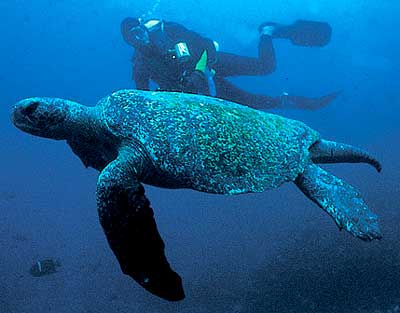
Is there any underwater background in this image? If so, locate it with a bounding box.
[1,0,399,312]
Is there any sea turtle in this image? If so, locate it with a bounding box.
[11,89,382,301]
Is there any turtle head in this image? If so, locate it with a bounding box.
[11,97,85,140]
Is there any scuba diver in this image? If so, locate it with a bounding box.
[121,17,339,110]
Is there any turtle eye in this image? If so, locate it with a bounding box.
[21,101,40,116]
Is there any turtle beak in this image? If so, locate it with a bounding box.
[11,99,40,131]
[11,97,69,140]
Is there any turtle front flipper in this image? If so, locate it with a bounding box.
[96,151,184,301]
[295,163,382,241]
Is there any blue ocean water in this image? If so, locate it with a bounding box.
[1,0,399,312]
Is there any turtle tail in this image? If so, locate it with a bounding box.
[310,139,382,172]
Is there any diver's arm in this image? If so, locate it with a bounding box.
[164,23,217,95]
[132,54,151,90]
[166,22,218,64]
[181,71,209,95]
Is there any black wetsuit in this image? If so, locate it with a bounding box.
[131,21,279,109]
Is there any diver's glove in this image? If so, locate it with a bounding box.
[181,70,209,95]
[181,50,217,96]
[181,50,211,95]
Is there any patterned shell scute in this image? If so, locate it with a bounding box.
[101,90,320,194]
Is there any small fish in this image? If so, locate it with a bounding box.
[29,259,61,277]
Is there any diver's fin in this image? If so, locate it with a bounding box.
[295,163,382,241]
[281,90,341,110]
[276,20,332,47]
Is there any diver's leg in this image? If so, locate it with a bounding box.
[214,77,279,109]
[215,77,340,111]
[214,35,276,77]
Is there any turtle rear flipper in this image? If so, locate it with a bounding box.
[310,139,382,172]
[295,163,382,241]
[97,153,185,301]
